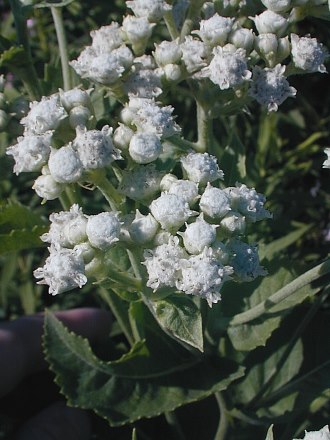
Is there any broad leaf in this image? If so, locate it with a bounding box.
[44,311,245,426]
[148,294,204,352]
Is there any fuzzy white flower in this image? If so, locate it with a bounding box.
[180,36,209,73]
[168,179,199,206]
[122,15,155,48]
[200,183,232,219]
[143,236,187,290]
[34,244,87,295]
[203,46,251,89]
[118,164,163,201]
[193,14,234,47]
[7,132,52,174]
[86,212,121,250]
[33,173,64,201]
[229,28,255,53]
[126,0,172,22]
[113,123,134,150]
[253,10,288,37]
[228,240,267,282]
[124,66,163,98]
[41,204,87,248]
[291,34,327,73]
[224,183,272,222]
[130,98,181,138]
[21,94,66,135]
[129,210,159,244]
[181,151,224,185]
[249,64,297,112]
[179,213,217,254]
[59,88,92,112]
[153,39,182,66]
[90,23,123,52]
[176,248,233,306]
[293,425,330,440]
[260,0,292,11]
[150,193,197,231]
[323,148,330,169]
[48,145,83,183]
[73,125,121,169]
[129,132,163,164]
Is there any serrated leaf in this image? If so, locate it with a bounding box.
[149,294,204,352]
[44,311,245,426]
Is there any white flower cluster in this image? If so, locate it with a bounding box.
[34,204,121,295]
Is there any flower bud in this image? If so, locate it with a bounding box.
[86,212,121,250]
[59,88,92,111]
[154,40,182,66]
[33,173,64,200]
[113,123,134,150]
[260,0,292,12]
[255,34,290,67]
[129,210,159,244]
[180,214,217,254]
[200,183,231,219]
[122,16,155,55]
[229,28,255,53]
[220,211,246,235]
[160,173,178,191]
[253,11,288,37]
[129,132,162,164]
[48,145,83,183]
[163,64,182,82]
[69,106,92,128]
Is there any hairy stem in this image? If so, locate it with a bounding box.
[164,10,179,40]
[165,411,186,440]
[51,6,71,91]
[230,258,330,326]
[214,392,229,440]
[196,100,213,153]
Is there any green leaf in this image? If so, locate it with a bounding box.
[265,425,274,440]
[221,260,324,351]
[44,311,245,426]
[0,202,47,254]
[149,294,204,352]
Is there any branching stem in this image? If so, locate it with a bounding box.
[51,6,71,91]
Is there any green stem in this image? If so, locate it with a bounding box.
[230,259,330,326]
[179,0,205,41]
[167,135,196,152]
[51,6,71,91]
[88,170,123,211]
[165,411,186,440]
[196,100,213,153]
[163,10,179,40]
[214,392,229,440]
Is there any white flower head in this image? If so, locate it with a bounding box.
[193,14,234,47]
[7,132,52,174]
[21,94,67,135]
[41,204,87,248]
[180,36,209,73]
[73,125,121,170]
[200,183,232,219]
[179,213,217,254]
[124,67,163,98]
[150,192,197,231]
[291,34,327,73]
[228,240,267,282]
[249,64,297,112]
[59,87,92,112]
[181,151,224,185]
[224,183,272,222]
[48,145,83,183]
[143,236,187,290]
[260,0,292,12]
[113,123,134,150]
[203,46,251,90]
[323,148,330,169]
[126,0,172,22]
[293,425,330,440]
[34,244,87,295]
[86,212,121,250]
[153,39,182,66]
[129,210,159,244]
[90,23,123,53]
[33,173,64,201]
[118,163,163,201]
[220,211,246,235]
[131,98,181,138]
[176,248,233,306]
[229,28,255,53]
[168,179,199,206]
[255,34,290,67]
[129,132,163,164]
[253,10,288,37]
[122,15,155,46]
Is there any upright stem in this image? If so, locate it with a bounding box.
[230,259,330,326]
[88,170,123,211]
[214,392,229,440]
[163,10,179,40]
[196,100,213,153]
[51,6,71,91]
[180,0,205,41]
